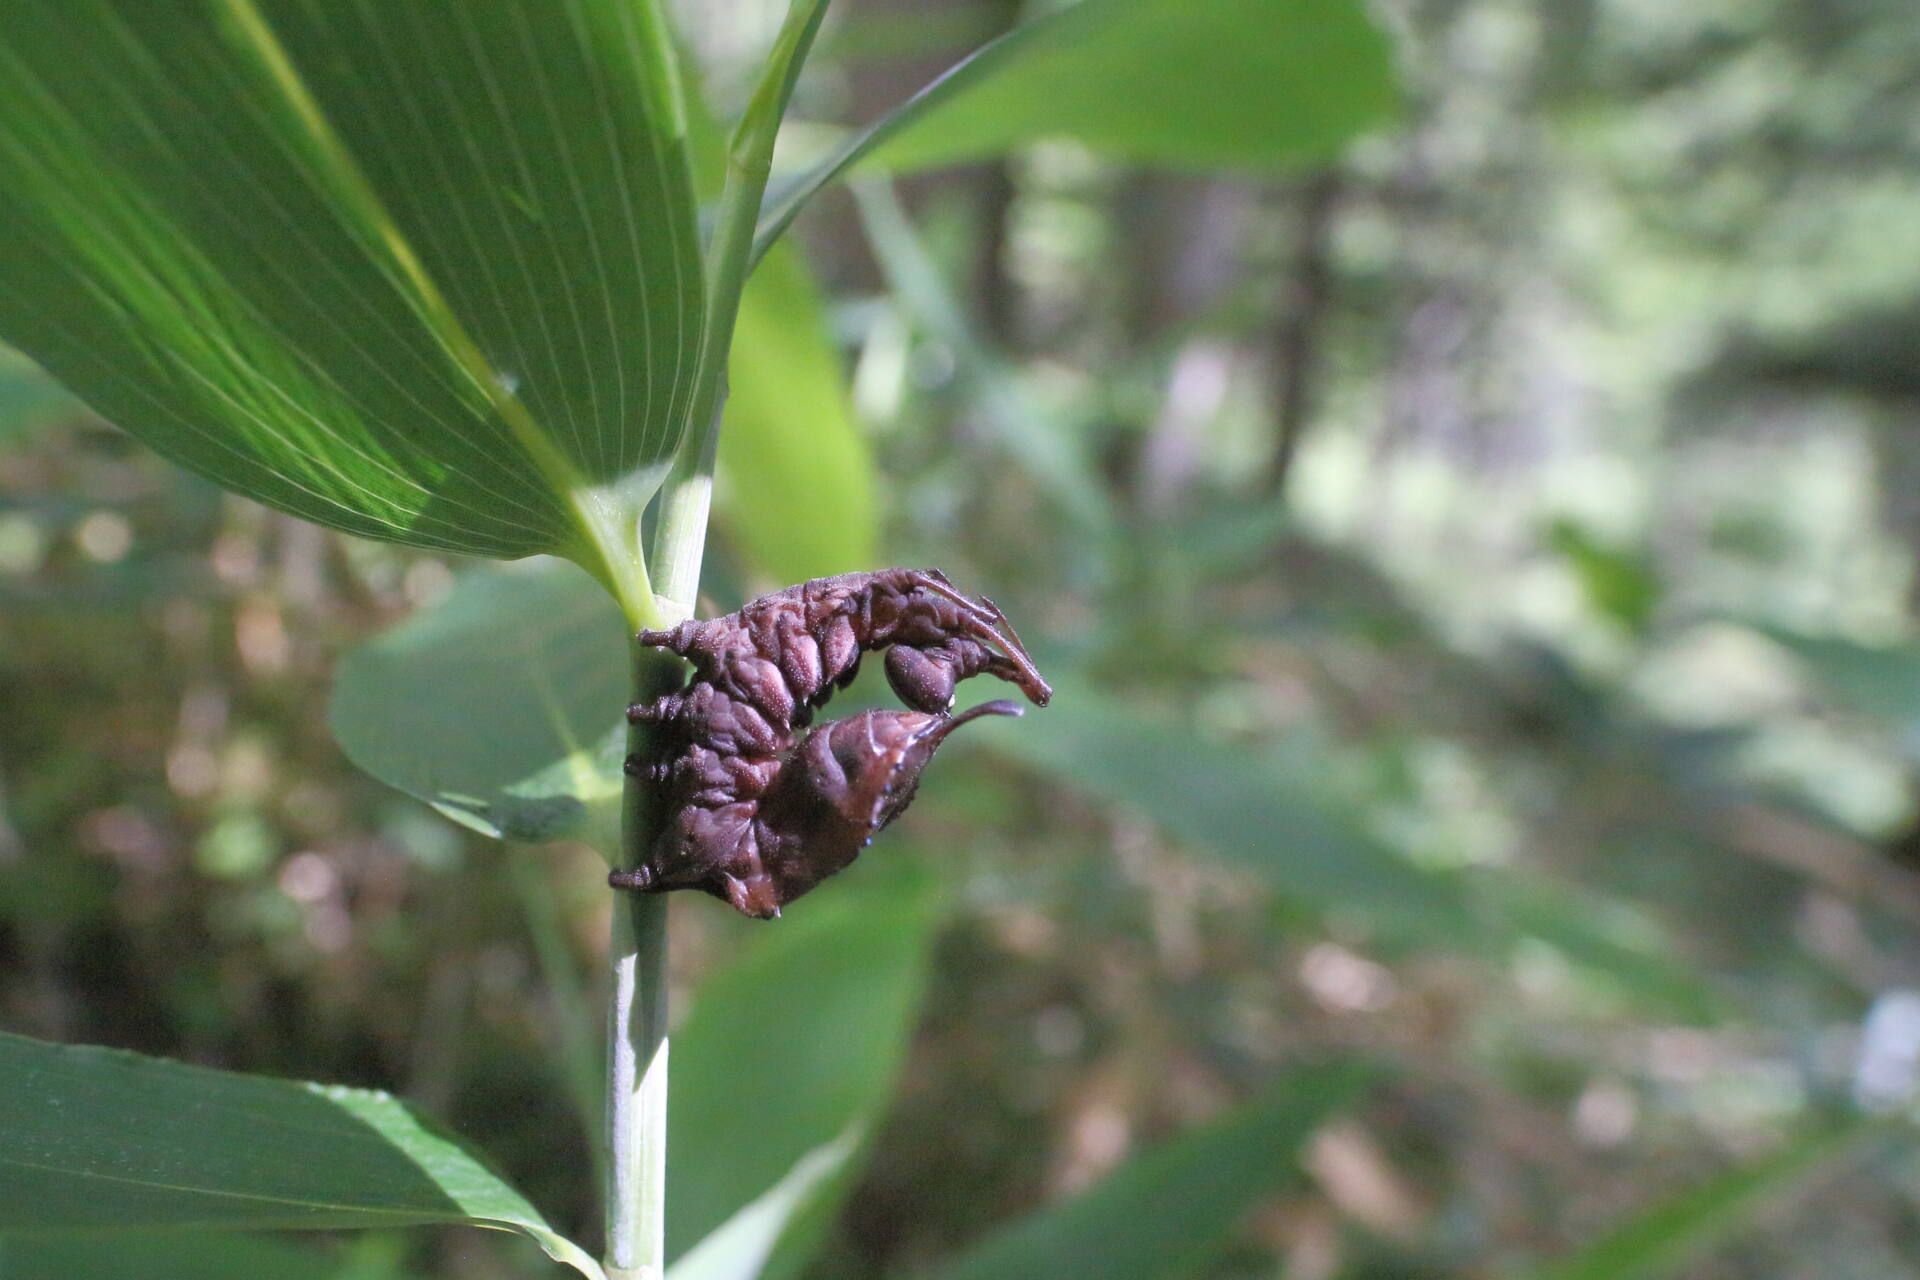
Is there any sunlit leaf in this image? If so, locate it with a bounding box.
[668,861,943,1272]
[667,1130,861,1280]
[1531,1118,1883,1280]
[720,244,877,584]
[874,0,1395,171]
[758,0,1398,254]
[935,1065,1377,1280]
[0,1032,602,1280]
[0,0,701,562]
[329,561,627,843]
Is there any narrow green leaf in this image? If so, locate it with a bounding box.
[935,1065,1377,1280]
[329,561,628,844]
[757,0,1397,256]
[872,0,1396,171]
[0,0,701,568]
[0,1031,602,1279]
[851,180,1114,533]
[667,861,943,1268]
[667,1130,862,1280]
[719,244,877,583]
[976,681,1475,940]
[752,10,1075,260]
[1489,873,1725,1024]
[0,1232,405,1280]
[1530,1118,1882,1280]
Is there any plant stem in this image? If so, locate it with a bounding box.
[605,6,832,1274]
[605,893,669,1280]
[606,634,683,1280]
[649,0,832,618]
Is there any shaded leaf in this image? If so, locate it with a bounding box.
[0,0,701,561]
[935,1065,1377,1280]
[1489,873,1725,1025]
[0,1031,600,1279]
[720,244,877,584]
[0,1232,406,1280]
[1531,1118,1882,1280]
[329,561,628,843]
[976,681,1475,940]
[667,861,943,1268]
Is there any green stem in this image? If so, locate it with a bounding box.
[650,0,832,617]
[605,6,832,1274]
[607,630,685,1280]
[605,875,669,1280]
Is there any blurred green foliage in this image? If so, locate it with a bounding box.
[6,0,1920,1277]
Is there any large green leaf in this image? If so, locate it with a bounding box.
[719,244,876,584]
[329,561,628,843]
[934,1065,1376,1280]
[976,682,1475,940]
[0,1232,405,1280]
[0,0,700,562]
[0,1031,600,1279]
[757,0,1397,255]
[667,861,943,1271]
[1530,1118,1882,1280]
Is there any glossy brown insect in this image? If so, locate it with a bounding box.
[610,569,1051,918]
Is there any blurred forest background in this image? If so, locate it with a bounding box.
[6,0,1920,1276]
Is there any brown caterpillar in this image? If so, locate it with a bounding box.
[611,570,1051,918]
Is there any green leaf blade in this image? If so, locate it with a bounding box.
[757,0,1398,255]
[0,1031,601,1279]
[1531,1118,1882,1280]
[0,1231,401,1280]
[0,0,703,563]
[980,682,1475,941]
[720,244,877,583]
[259,0,704,487]
[667,862,944,1270]
[328,562,630,844]
[935,1065,1377,1280]
[871,0,1398,173]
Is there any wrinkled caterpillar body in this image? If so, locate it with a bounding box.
[612,569,1052,918]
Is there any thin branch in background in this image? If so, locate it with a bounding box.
[1719,802,1920,930]
[1266,169,1344,501]
[1132,179,1255,514]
